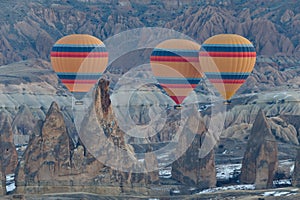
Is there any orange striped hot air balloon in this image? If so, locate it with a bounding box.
[50,34,108,99]
[150,39,204,106]
[199,34,256,102]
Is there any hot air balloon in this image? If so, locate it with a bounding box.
[199,34,256,103]
[150,39,204,108]
[50,34,108,100]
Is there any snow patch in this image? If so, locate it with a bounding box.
[216,163,241,180]
[198,184,255,194]
[6,174,16,193]
[262,189,299,197]
[159,166,172,178]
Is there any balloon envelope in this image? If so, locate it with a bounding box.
[50,34,108,99]
[150,39,203,105]
[199,34,256,100]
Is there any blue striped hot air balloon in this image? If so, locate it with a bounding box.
[199,34,256,102]
[50,34,108,99]
[150,39,204,106]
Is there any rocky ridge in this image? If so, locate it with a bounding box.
[0,0,299,66]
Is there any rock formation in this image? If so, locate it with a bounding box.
[269,117,298,145]
[16,79,159,195]
[78,79,160,186]
[0,111,18,175]
[16,101,73,192]
[292,148,300,187]
[12,104,37,145]
[0,0,299,66]
[12,104,36,135]
[0,110,18,194]
[240,109,278,189]
[171,113,216,189]
[0,169,3,195]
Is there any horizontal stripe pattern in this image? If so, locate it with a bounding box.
[52,46,107,53]
[50,57,108,73]
[51,34,108,99]
[209,79,245,84]
[150,56,199,62]
[57,72,100,76]
[150,39,203,105]
[160,83,198,88]
[151,49,199,57]
[199,34,256,100]
[50,52,108,58]
[200,42,256,58]
[200,45,255,52]
[199,52,256,57]
[57,74,102,80]
[157,77,202,104]
[156,77,202,85]
[61,79,98,84]
[205,74,250,80]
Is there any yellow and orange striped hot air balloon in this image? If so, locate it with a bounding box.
[150,39,204,106]
[50,34,108,99]
[199,34,256,102]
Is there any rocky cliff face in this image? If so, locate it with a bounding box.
[16,79,159,195]
[240,109,278,189]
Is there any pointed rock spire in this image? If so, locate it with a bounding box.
[0,111,18,175]
[292,148,300,187]
[240,109,278,189]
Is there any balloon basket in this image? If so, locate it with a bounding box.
[174,105,182,110]
[223,100,231,105]
[74,100,84,106]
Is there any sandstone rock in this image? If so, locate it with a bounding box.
[281,9,294,24]
[0,169,4,195]
[12,104,36,145]
[171,115,216,189]
[16,101,72,189]
[292,148,300,187]
[240,109,278,189]
[16,79,159,195]
[269,117,299,145]
[79,79,159,185]
[0,0,299,66]
[0,111,18,175]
